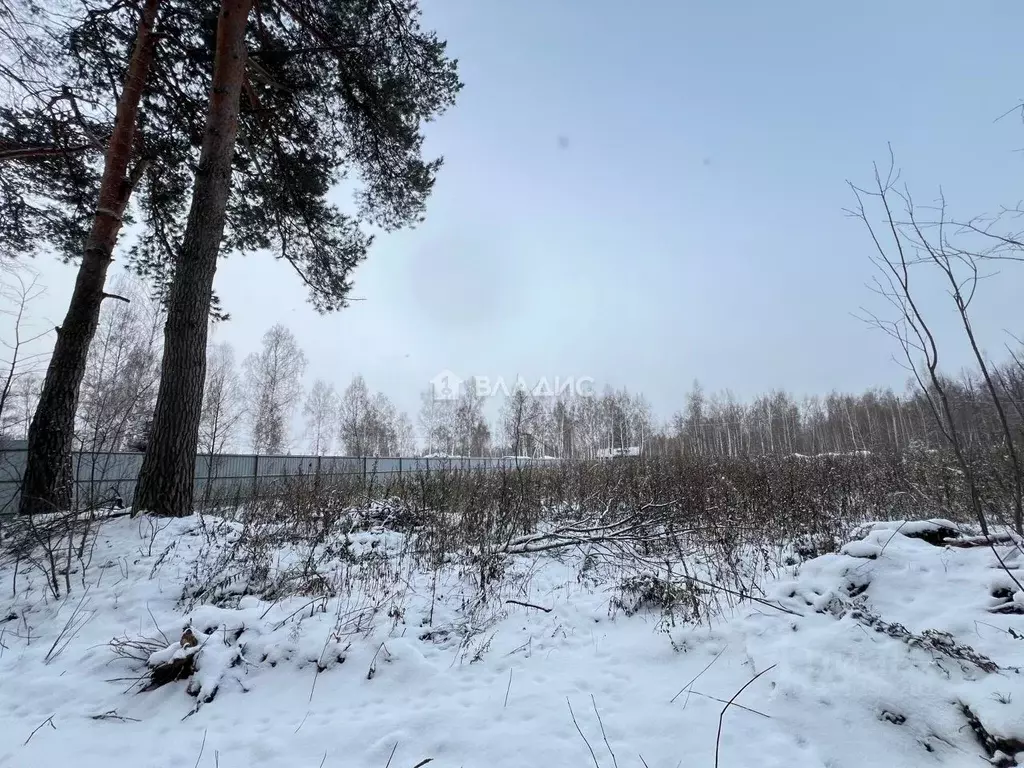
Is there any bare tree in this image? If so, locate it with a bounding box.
[0,265,47,441]
[0,372,40,439]
[75,276,163,454]
[199,342,244,457]
[196,341,244,507]
[337,376,402,456]
[899,191,1024,536]
[303,379,337,455]
[243,324,306,454]
[501,385,540,458]
[450,386,489,456]
[848,153,1014,535]
[418,386,455,455]
[338,374,371,456]
[395,411,416,456]
[368,392,399,456]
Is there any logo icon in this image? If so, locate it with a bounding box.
[430,370,463,401]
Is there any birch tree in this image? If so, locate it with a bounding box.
[303,379,337,455]
[0,265,47,441]
[199,342,244,457]
[243,324,306,455]
[75,276,163,454]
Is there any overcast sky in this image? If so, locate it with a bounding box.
[20,0,1024,425]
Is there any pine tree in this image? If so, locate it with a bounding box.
[4,0,162,513]
[133,0,462,514]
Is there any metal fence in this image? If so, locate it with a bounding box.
[0,448,554,514]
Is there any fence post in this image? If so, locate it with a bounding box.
[253,455,259,498]
[398,457,402,477]
[363,456,367,482]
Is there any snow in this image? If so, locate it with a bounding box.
[1,514,1022,768]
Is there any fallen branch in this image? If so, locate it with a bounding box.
[89,710,140,723]
[488,506,691,557]
[960,701,1024,765]
[505,599,552,613]
[946,532,1021,548]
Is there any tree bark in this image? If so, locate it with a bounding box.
[132,0,252,517]
[19,0,161,515]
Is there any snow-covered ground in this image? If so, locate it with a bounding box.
[1,514,1022,768]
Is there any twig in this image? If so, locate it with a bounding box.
[877,520,911,558]
[687,577,802,617]
[714,665,776,768]
[504,667,513,707]
[89,710,140,723]
[505,599,552,613]
[194,729,208,768]
[368,642,390,680]
[686,689,770,718]
[670,645,727,703]
[975,620,1015,638]
[567,697,601,768]
[411,760,433,768]
[590,694,619,768]
[23,714,56,745]
[145,602,169,645]
[44,590,92,664]
[383,742,398,768]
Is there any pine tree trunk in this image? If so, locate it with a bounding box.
[18,0,161,515]
[133,0,252,517]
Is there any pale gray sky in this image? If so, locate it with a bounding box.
[19,0,1024,424]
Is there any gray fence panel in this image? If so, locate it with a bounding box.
[318,456,363,475]
[195,454,258,504]
[71,451,143,509]
[366,457,399,475]
[0,449,26,514]
[195,454,256,480]
[0,448,563,514]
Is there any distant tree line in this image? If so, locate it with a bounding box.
[4,287,1022,466]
